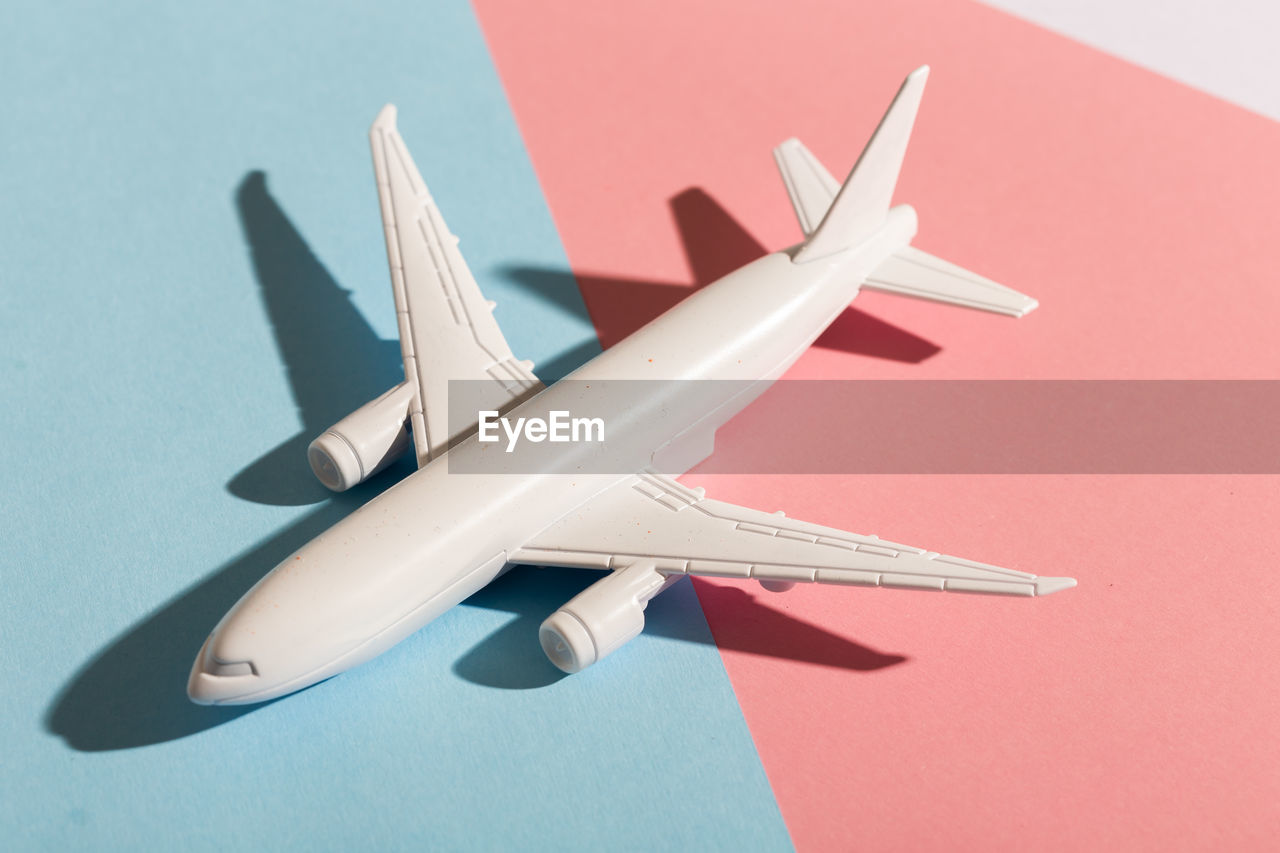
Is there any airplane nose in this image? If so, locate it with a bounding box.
[186,635,262,706]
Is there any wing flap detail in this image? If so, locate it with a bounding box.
[513,471,1075,597]
[370,105,542,465]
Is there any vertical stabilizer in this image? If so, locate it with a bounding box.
[794,66,928,263]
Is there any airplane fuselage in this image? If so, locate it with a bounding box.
[187,207,917,704]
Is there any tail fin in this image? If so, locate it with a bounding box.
[774,67,1039,317]
[791,66,928,263]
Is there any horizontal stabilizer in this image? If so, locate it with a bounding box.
[773,138,840,236]
[864,246,1038,317]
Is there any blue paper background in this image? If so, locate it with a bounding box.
[0,2,791,848]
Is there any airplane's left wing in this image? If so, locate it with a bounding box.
[370,105,543,465]
[513,471,1075,596]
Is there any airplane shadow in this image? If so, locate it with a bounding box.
[45,175,913,752]
[44,175,414,752]
[43,490,382,752]
[226,171,405,507]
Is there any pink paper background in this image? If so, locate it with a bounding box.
[474,0,1280,848]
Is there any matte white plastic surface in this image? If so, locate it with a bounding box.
[539,561,671,673]
[308,382,414,491]
[774,134,1038,317]
[794,66,928,263]
[369,105,542,467]
[514,470,1075,597]
[188,67,1072,705]
[773,138,841,237]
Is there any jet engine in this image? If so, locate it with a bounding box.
[308,383,415,491]
[539,561,672,673]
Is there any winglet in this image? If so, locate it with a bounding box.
[1034,576,1078,596]
[795,65,928,263]
[373,103,397,131]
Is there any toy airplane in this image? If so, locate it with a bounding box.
[188,66,1074,706]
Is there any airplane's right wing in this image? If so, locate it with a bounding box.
[514,470,1075,597]
[774,134,1038,318]
[370,105,543,465]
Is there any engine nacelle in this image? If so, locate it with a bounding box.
[539,561,671,673]
[308,383,414,491]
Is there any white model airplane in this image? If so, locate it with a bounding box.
[188,66,1074,705]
